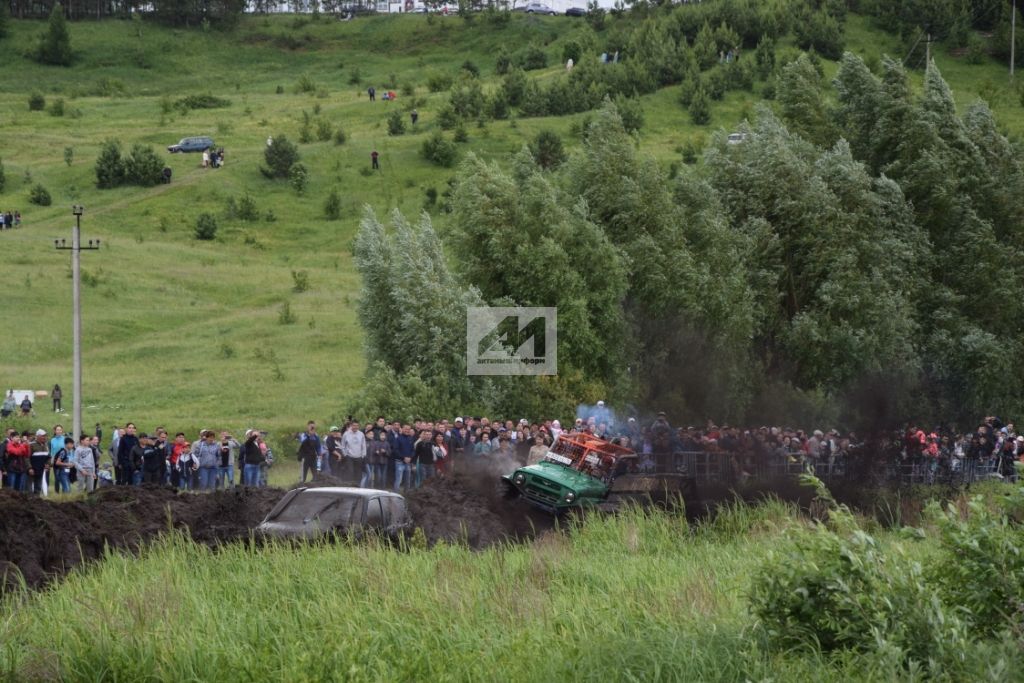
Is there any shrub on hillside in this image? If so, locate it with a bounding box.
[529,130,566,170]
[333,127,347,145]
[421,132,457,167]
[517,44,548,71]
[174,94,231,112]
[562,40,582,65]
[487,91,510,120]
[35,4,72,66]
[28,92,45,111]
[425,70,454,93]
[324,189,341,220]
[261,135,300,179]
[289,162,308,195]
[48,97,65,116]
[29,184,51,206]
[689,87,711,125]
[794,9,845,61]
[495,49,512,75]
[124,144,164,187]
[613,95,644,133]
[195,213,218,240]
[94,139,125,189]
[387,110,406,136]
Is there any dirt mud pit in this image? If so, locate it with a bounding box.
[0,461,555,592]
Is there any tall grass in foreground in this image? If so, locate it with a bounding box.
[4,502,1016,682]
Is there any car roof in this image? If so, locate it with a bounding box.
[293,486,402,499]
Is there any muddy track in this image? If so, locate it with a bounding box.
[0,463,556,592]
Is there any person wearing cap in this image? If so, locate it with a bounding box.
[325,426,344,479]
[449,418,467,457]
[29,429,51,495]
[240,429,265,487]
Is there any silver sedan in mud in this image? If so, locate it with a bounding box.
[257,487,412,540]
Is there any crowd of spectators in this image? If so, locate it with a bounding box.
[0,210,21,230]
[2,408,1021,497]
[0,423,274,495]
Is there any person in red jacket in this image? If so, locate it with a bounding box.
[5,432,31,491]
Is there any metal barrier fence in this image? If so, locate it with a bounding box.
[643,451,1014,487]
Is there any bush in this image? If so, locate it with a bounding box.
[36,4,72,66]
[237,193,260,221]
[453,124,468,143]
[278,301,297,325]
[793,9,844,61]
[966,33,987,65]
[291,270,310,293]
[94,139,125,189]
[387,109,406,136]
[461,60,479,78]
[613,95,644,133]
[289,162,309,195]
[425,70,454,93]
[517,44,548,71]
[29,184,51,206]
[487,91,510,120]
[174,93,231,112]
[261,135,300,179]
[707,69,727,100]
[421,131,458,167]
[324,189,341,220]
[194,213,218,240]
[437,104,459,131]
[689,87,711,125]
[495,49,512,75]
[333,127,347,145]
[48,97,65,116]
[562,40,582,65]
[316,119,333,142]
[295,73,316,93]
[124,144,164,187]
[502,68,528,106]
[28,92,46,111]
[750,479,969,675]
[530,130,566,170]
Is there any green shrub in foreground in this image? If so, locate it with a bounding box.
[28,92,45,111]
[261,135,300,179]
[29,184,52,206]
[194,213,217,240]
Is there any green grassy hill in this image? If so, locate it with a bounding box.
[0,12,1021,433]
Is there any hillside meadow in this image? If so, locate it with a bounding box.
[0,12,1022,434]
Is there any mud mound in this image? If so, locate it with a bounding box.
[0,486,285,591]
[406,466,555,548]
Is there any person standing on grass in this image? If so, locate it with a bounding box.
[240,430,264,487]
[371,149,379,170]
[218,431,239,489]
[51,384,62,413]
[193,430,221,491]
[325,425,345,478]
[75,434,96,493]
[28,429,51,496]
[368,86,376,102]
[1,391,15,418]
[393,424,414,491]
[5,431,30,491]
[297,421,323,484]
[115,423,139,486]
[53,437,75,493]
[368,429,391,489]
[341,421,368,487]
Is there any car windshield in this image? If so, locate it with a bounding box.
[270,491,361,526]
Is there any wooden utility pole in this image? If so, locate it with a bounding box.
[926,33,931,65]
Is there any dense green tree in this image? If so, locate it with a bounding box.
[777,54,836,148]
[693,21,718,70]
[704,109,928,397]
[36,4,72,66]
[94,139,125,189]
[261,135,300,178]
[448,150,629,384]
[124,144,164,187]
